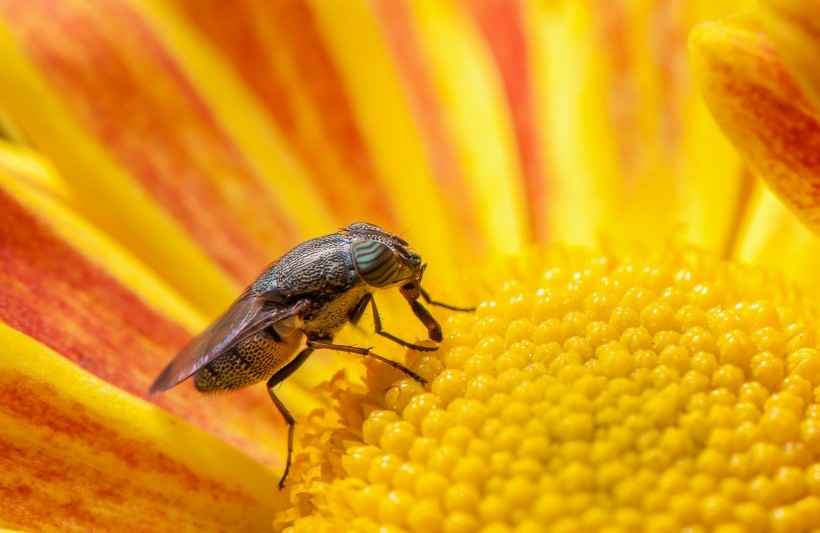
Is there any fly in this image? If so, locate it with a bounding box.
[149,222,473,488]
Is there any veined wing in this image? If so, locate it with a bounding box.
[149,292,309,394]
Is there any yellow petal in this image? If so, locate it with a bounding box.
[369,0,530,256]
[0,323,284,530]
[736,185,820,297]
[302,0,468,275]
[690,13,820,239]
[758,0,820,112]
[537,1,750,252]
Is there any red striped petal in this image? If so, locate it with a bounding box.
[369,0,530,255]
[691,13,820,238]
[0,171,289,467]
[0,325,283,530]
[172,0,401,230]
[464,0,548,242]
[0,0,303,293]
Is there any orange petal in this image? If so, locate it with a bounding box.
[461,0,547,242]
[0,147,302,467]
[295,0,468,279]
[0,0,316,313]
[690,13,820,238]
[758,0,820,112]
[369,0,530,256]
[156,0,402,232]
[0,324,284,530]
[163,0,532,265]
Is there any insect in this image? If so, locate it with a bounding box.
[150,222,472,488]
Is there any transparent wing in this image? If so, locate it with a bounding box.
[149,291,308,394]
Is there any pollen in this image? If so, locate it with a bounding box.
[275,246,820,531]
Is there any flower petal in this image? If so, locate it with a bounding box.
[370,0,530,255]
[690,12,820,239]
[0,0,321,314]
[462,0,547,242]
[154,0,549,269]
[0,323,283,530]
[758,0,820,112]
[155,0,401,230]
[0,145,303,466]
[736,186,820,297]
[535,1,749,252]
[159,0,484,276]
[151,0,529,262]
[293,0,471,275]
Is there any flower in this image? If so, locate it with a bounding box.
[2,0,820,531]
[280,245,820,531]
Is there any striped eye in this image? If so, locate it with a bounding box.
[351,239,400,287]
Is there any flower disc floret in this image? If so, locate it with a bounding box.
[277,246,820,531]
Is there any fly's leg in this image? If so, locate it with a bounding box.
[306,338,427,385]
[266,392,295,491]
[349,293,370,325]
[420,287,475,312]
[355,293,439,351]
[266,347,314,490]
[408,299,443,343]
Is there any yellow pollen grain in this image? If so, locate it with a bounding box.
[276,246,820,531]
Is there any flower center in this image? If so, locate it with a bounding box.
[276,245,820,531]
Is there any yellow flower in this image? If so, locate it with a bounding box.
[2,0,820,531]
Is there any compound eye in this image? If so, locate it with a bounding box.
[351,239,400,287]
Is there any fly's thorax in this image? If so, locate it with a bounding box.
[301,284,370,339]
[252,234,359,297]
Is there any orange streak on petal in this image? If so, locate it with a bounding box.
[175,0,400,229]
[0,0,300,283]
[590,0,691,177]
[759,0,820,113]
[371,0,484,254]
[463,0,549,243]
[691,15,820,237]
[0,188,189,389]
[0,186,288,466]
[0,329,282,530]
[1,380,252,530]
[591,0,644,184]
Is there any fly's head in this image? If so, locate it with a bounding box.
[347,223,443,342]
[347,222,424,291]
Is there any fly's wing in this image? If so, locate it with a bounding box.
[149,291,309,394]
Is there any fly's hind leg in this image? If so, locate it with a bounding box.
[266,347,314,490]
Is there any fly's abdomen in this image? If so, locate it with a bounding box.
[194,329,303,392]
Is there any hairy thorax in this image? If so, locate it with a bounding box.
[302,285,370,340]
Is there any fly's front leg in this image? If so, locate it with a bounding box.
[400,279,473,342]
[267,347,314,490]
[408,299,443,342]
[354,293,439,352]
[306,338,426,385]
